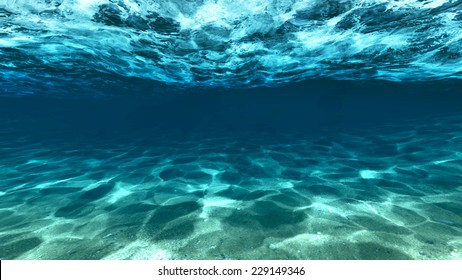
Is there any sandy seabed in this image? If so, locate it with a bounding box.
[1,113,461,260]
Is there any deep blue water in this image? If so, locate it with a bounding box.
[1,0,462,260]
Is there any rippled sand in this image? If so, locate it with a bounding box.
[1,111,461,260]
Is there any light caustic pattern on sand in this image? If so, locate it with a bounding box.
[0,114,462,260]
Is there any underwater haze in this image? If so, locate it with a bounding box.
[1,0,462,260]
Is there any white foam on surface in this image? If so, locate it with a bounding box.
[1,0,461,86]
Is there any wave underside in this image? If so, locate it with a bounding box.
[1,0,462,88]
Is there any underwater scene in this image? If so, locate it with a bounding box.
[1,0,462,260]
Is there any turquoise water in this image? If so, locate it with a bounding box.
[1,0,462,260]
[1,87,462,259]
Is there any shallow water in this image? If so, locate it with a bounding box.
[1,0,462,260]
[2,0,462,86]
[1,85,462,260]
